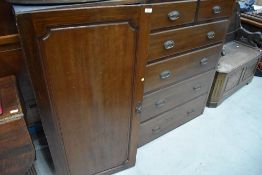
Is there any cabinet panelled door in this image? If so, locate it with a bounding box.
[17,5,146,175]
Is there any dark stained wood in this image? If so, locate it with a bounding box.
[144,44,222,93]
[0,76,23,124]
[13,69,42,127]
[11,0,236,171]
[224,1,239,42]
[0,119,35,175]
[0,1,39,126]
[0,35,20,46]
[0,76,35,175]
[139,0,234,146]
[241,13,262,24]
[16,5,149,175]
[198,0,235,22]
[141,70,215,123]
[148,20,229,61]
[149,0,197,30]
[0,36,40,127]
[0,46,24,78]
[241,17,262,29]
[139,94,207,146]
[0,1,17,36]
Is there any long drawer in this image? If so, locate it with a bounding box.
[198,0,235,22]
[148,20,228,61]
[144,44,222,93]
[141,70,215,122]
[150,0,197,30]
[139,94,207,147]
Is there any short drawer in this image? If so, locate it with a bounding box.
[198,0,235,21]
[144,44,222,93]
[150,0,197,30]
[141,70,215,122]
[148,20,228,61]
[139,94,207,147]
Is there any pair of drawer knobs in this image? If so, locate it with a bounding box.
[163,31,216,50]
[155,98,199,110]
[151,109,195,133]
[154,85,202,109]
[167,6,222,21]
[159,58,209,80]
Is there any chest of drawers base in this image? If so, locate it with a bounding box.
[139,70,216,146]
[139,94,208,147]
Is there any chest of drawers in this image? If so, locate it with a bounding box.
[139,0,234,146]
[12,0,235,174]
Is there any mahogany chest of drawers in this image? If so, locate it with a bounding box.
[139,0,233,146]
[11,0,235,174]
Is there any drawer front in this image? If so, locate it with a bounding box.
[148,20,228,61]
[141,70,214,122]
[144,44,222,93]
[198,0,235,21]
[150,0,197,30]
[139,94,207,146]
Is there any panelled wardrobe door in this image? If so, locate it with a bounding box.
[16,5,149,175]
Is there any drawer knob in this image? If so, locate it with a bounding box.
[160,70,172,79]
[135,102,142,114]
[207,31,215,40]
[152,126,161,133]
[193,85,202,91]
[164,40,175,50]
[221,47,226,56]
[200,58,209,65]
[187,109,195,116]
[155,99,167,108]
[213,6,222,14]
[168,10,180,21]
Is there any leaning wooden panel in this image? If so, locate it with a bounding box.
[0,1,17,36]
[16,5,149,175]
[0,76,35,175]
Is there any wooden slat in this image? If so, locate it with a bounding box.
[0,34,20,46]
[241,13,262,23]
[241,17,262,28]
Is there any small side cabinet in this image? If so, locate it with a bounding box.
[207,42,261,107]
[16,5,149,175]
